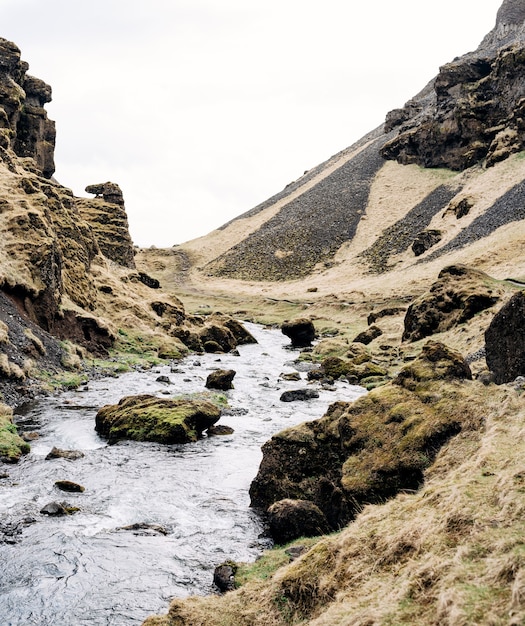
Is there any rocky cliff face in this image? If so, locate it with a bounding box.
[0,39,55,177]
[0,38,255,407]
[382,0,525,170]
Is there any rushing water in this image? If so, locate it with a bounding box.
[0,324,365,626]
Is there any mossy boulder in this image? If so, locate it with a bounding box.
[250,343,479,535]
[402,265,501,342]
[0,403,30,463]
[394,341,472,390]
[95,394,222,444]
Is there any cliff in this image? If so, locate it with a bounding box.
[0,38,251,414]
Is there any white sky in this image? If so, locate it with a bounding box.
[2,0,502,247]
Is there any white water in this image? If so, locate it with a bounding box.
[0,324,365,626]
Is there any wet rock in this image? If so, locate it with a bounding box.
[199,324,237,354]
[280,389,319,402]
[205,369,236,390]
[45,447,85,461]
[55,480,85,493]
[267,499,330,544]
[280,372,301,381]
[402,265,501,342]
[281,318,316,348]
[155,375,171,384]
[21,431,39,441]
[40,502,69,516]
[352,325,383,345]
[207,424,234,436]
[485,290,525,384]
[116,523,168,536]
[95,394,221,444]
[412,230,443,256]
[213,561,237,592]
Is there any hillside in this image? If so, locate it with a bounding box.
[140,1,525,625]
[0,38,255,461]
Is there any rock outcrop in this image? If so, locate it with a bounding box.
[0,38,55,177]
[382,0,525,171]
[485,290,525,383]
[250,341,475,535]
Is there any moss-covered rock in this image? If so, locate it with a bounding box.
[250,343,478,535]
[402,265,501,342]
[0,403,30,463]
[95,394,222,444]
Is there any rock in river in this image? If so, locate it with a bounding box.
[205,369,236,390]
[281,318,316,348]
[280,389,320,402]
[95,394,222,444]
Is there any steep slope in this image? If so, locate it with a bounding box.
[171,0,525,294]
[0,39,251,412]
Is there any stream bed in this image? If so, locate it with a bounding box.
[0,324,365,626]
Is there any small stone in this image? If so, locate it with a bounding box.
[207,424,234,436]
[55,480,85,493]
[205,369,236,390]
[45,447,85,461]
[40,502,68,516]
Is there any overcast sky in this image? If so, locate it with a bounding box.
[3,0,502,247]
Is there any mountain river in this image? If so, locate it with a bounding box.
[0,323,365,625]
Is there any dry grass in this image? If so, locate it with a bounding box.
[143,384,525,626]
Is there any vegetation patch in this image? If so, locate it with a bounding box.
[0,403,30,462]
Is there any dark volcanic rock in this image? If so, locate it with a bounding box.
[267,499,330,544]
[213,562,237,592]
[352,325,383,345]
[280,389,320,402]
[281,318,316,348]
[412,230,443,256]
[40,502,76,516]
[402,265,501,342]
[0,38,56,177]
[205,369,236,390]
[250,366,475,530]
[485,290,525,384]
[45,447,85,461]
[55,480,85,493]
[382,4,525,171]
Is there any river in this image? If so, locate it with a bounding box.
[0,323,365,626]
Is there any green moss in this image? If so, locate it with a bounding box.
[235,537,321,588]
[95,395,222,444]
[37,370,88,390]
[0,410,30,463]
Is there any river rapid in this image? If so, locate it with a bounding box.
[0,323,365,626]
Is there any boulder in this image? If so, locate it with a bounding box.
[207,424,234,436]
[402,266,501,342]
[352,325,383,345]
[280,389,319,402]
[267,499,330,544]
[412,230,442,256]
[485,291,525,384]
[205,369,236,390]
[40,502,79,516]
[251,348,478,531]
[281,318,316,348]
[45,447,84,461]
[213,561,237,592]
[95,394,221,444]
